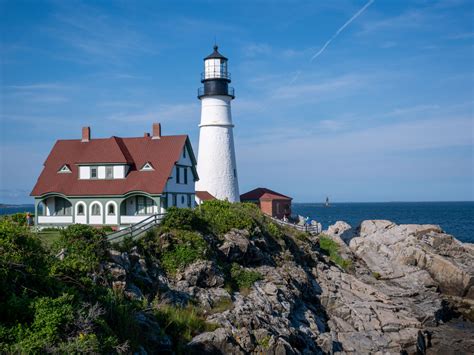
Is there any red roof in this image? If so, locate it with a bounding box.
[240,188,292,201]
[31,135,195,197]
[195,190,216,201]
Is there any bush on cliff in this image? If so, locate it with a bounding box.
[50,224,109,284]
[140,228,209,275]
[230,263,263,291]
[161,206,206,231]
[199,200,261,235]
[0,220,144,353]
[160,230,208,275]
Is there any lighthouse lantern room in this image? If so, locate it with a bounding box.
[196,45,240,202]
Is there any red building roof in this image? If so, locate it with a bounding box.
[240,188,292,201]
[31,134,196,197]
[195,190,216,201]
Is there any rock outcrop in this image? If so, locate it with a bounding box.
[104,220,474,354]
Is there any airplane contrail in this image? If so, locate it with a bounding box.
[310,0,375,62]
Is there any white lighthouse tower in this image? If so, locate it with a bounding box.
[195,45,240,202]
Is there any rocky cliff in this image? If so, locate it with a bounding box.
[107,217,474,354]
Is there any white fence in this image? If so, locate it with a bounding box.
[269,216,322,234]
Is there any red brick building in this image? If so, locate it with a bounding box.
[240,188,292,219]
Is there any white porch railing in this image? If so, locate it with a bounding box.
[107,214,165,243]
[120,215,153,224]
[38,216,73,224]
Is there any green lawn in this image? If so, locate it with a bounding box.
[36,230,62,248]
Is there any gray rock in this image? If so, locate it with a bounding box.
[323,220,355,244]
[109,249,131,270]
[187,328,244,354]
[219,229,251,262]
[183,260,225,288]
[124,283,144,300]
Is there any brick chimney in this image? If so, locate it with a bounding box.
[152,123,161,139]
[82,127,90,142]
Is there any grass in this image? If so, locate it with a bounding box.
[36,230,61,248]
[230,263,263,293]
[154,305,218,353]
[209,297,233,314]
[318,235,353,271]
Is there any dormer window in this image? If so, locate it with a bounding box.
[58,164,71,173]
[140,162,154,171]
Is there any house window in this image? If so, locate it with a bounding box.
[54,197,71,216]
[77,204,85,215]
[136,196,154,215]
[172,194,177,206]
[187,195,192,208]
[137,196,146,215]
[183,148,186,159]
[90,167,98,179]
[107,204,115,215]
[181,195,185,204]
[106,166,113,179]
[91,203,101,216]
[176,166,188,184]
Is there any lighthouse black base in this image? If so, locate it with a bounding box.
[198,80,235,99]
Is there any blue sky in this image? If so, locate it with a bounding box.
[1,0,473,203]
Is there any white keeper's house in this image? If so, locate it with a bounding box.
[30,123,198,229]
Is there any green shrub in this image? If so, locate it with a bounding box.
[1,212,30,227]
[100,226,114,233]
[319,235,352,270]
[155,305,217,352]
[199,200,259,235]
[230,263,262,291]
[0,219,52,324]
[161,207,206,231]
[50,224,109,279]
[9,294,75,353]
[158,230,208,275]
[266,222,283,239]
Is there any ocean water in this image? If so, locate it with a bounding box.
[293,202,474,243]
[2,202,473,243]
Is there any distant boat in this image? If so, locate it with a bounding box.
[325,197,330,207]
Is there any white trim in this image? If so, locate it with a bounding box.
[140,162,155,171]
[58,164,71,173]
